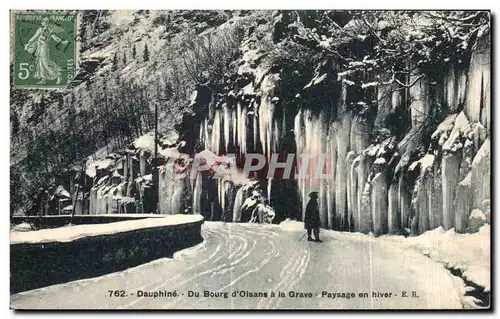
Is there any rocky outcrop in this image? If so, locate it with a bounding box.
[177,27,491,234]
[74,13,490,236]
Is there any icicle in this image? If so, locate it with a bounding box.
[212,110,221,155]
[267,100,274,159]
[273,121,279,156]
[388,181,399,234]
[327,133,337,229]
[371,170,388,236]
[442,153,460,230]
[398,174,410,229]
[294,109,302,153]
[267,178,272,203]
[259,98,268,158]
[218,179,223,215]
[346,151,356,231]
[253,102,258,151]
[193,172,202,214]
[233,186,244,222]
[199,122,203,141]
[319,176,327,228]
[231,109,237,146]
[237,102,247,156]
[237,101,241,151]
[354,154,372,233]
[204,119,209,151]
[223,103,230,153]
[334,113,352,230]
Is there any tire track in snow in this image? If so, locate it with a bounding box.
[257,241,309,308]
[216,228,278,293]
[127,224,259,309]
[121,228,223,309]
[156,224,278,309]
[272,245,311,308]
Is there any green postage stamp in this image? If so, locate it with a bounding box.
[13,11,77,89]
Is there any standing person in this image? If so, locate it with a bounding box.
[304,192,322,242]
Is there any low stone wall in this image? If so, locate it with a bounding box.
[10,216,204,294]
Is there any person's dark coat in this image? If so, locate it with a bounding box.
[304,198,321,229]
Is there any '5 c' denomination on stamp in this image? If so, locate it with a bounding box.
[13,11,77,89]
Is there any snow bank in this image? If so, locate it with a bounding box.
[11,215,204,245]
[277,221,489,307]
[381,225,490,292]
[279,219,304,232]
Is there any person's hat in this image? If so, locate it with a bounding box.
[309,192,318,199]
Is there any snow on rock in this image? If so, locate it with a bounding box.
[419,154,435,173]
[108,10,136,27]
[61,205,73,212]
[231,180,259,222]
[86,158,115,178]
[442,111,470,153]
[11,223,33,232]
[160,131,180,148]
[373,157,386,165]
[133,133,158,153]
[469,209,488,233]
[431,114,457,146]
[468,122,487,154]
[54,185,71,199]
[409,154,435,178]
[85,164,97,179]
[303,73,327,89]
[361,81,379,89]
[10,215,204,245]
[159,147,181,160]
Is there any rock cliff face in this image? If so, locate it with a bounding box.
[81,11,491,235]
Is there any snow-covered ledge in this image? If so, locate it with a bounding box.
[10,215,204,294]
[11,213,173,229]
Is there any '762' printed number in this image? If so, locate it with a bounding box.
[108,290,127,297]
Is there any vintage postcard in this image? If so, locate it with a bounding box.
[9,9,491,310]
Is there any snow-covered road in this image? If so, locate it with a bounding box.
[11,222,466,309]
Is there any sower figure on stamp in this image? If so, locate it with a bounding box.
[24,17,68,85]
[304,192,322,242]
